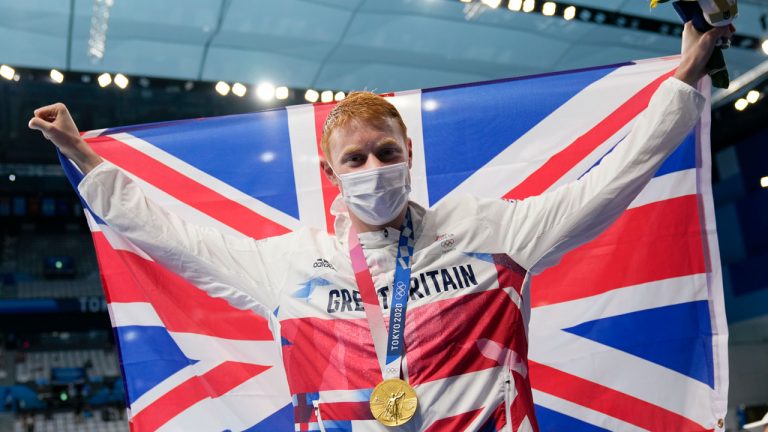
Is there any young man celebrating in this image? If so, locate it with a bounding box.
[29,23,730,431]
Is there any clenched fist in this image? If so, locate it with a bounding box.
[674,22,735,87]
[28,103,103,174]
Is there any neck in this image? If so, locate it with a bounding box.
[349,205,408,234]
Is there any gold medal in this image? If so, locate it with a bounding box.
[369,378,418,427]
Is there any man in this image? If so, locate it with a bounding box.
[29,23,731,431]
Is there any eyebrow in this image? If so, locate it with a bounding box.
[337,138,402,160]
[338,145,364,160]
[376,137,401,148]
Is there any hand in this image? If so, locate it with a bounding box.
[28,103,103,173]
[674,21,735,87]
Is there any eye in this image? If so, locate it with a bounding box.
[343,154,365,166]
[377,146,401,161]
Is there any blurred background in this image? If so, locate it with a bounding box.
[0,0,767,431]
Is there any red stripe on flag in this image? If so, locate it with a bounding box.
[319,401,372,421]
[530,194,705,307]
[90,232,144,304]
[423,408,483,432]
[504,69,676,200]
[529,361,711,431]
[91,232,274,341]
[86,135,290,239]
[312,102,341,234]
[130,361,270,431]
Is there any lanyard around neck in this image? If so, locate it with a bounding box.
[347,209,415,380]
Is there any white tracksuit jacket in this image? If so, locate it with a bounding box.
[79,77,704,432]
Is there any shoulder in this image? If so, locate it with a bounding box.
[259,226,332,246]
[417,195,518,253]
[428,194,516,222]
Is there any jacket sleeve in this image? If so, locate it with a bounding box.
[78,162,282,314]
[488,77,706,274]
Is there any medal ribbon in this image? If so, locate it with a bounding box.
[348,209,415,380]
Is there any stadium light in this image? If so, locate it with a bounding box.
[761,176,768,188]
[522,0,535,13]
[508,0,522,11]
[8,174,16,182]
[460,0,471,3]
[746,90,760,104]
[215,81,230,96]
[114,73,129,89]
[423,99,439,111]
[88,0,113,60]
[260,151,276,163]
[305,89,320,103]
[50,69,64,84]
[542,2,556,16]
[232,82,247,97]
[257,82,276,101]
[0,64,15,80]
[334,91,346,101]
[481,0,501,8]
[97,73,112,87]
[321,90,334,103]
[762,40,768,55]
[734,98,748,111]
[275,86,289,100]
[563,5,576,20]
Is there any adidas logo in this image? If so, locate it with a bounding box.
[313,258,336,271]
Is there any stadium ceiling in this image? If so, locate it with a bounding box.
[2,0,767,93]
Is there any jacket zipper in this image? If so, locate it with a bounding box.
[504,369,513,432]
[314,400,328,432]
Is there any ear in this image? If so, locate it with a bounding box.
[406,137,413,169]
[320,158,339,186]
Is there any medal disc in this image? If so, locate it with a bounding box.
[369,378,418,426]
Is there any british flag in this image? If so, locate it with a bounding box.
[59,56,727,431]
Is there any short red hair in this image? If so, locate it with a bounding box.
[320,92,408,161]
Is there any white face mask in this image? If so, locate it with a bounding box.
[336,162,411,226]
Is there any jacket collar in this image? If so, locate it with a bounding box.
[331,195,426,250]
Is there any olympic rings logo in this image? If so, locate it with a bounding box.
[395,281,407,297]
[441,238,455,248]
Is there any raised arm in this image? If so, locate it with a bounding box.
[497,22,732,273]
[28,104,280,314]
[28,103,104,174]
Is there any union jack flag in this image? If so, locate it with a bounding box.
[60,56,727,431]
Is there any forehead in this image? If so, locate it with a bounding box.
[327,118,406,155]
